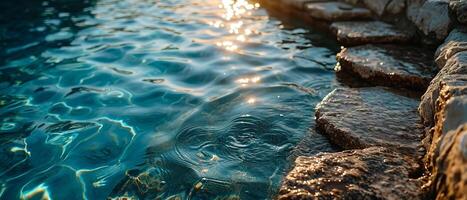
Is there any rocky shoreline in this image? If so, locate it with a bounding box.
[257,0,466,199]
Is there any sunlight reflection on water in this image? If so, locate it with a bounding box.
[0,0,339,199]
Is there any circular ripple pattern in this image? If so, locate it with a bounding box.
[0,0,339,199]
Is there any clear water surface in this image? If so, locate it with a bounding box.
[0,0,339,199]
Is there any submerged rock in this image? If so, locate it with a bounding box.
[435,27,467,68]
[289,128,337,160]
[336,44,435,90]
[432,124,467,200]
[419,51,467,126]
[278,147,423,199]
[330,21,413,46]
[305,2,372,21]
[315,87,424,157]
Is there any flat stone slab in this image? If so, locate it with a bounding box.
[278,147,423,199]
[330,21,413,46]
[282,0,323,10]
[305,2,372,21]
[316,87,424,157]
[336,44,435,90]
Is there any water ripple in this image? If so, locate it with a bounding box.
[0,0,339,199]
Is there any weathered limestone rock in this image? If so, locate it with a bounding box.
[278,147,423,199]
[385,0,406,15]
[342,0,361,5]
[409,0,452,41]
[336,45,435,90]
[432,124,467,200]
[315,87,424,157]
[435,27,467,68]
[450,0,467,25]
[419,52,467,126]
[362,0,391,16]
[407,0,426,22]
[424,76,467,169]
[330,21,413,46]
[281,0,319,10]
[305,2,372,21]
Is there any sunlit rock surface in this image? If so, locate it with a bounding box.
[432,124,467,200]
[409,0,452,41]
[435,27,467,68]
[315,87,424,158]
[330,21,413,46]
[424,76,467,170]
[278,147,423,200]
[336,45,435,90]
[305,2,372,21]
[420,51,467,126]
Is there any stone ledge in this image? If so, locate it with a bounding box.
[315,87,424,158]
[278,147,424,200]
[336,44,435,90]
[330,21,414,46]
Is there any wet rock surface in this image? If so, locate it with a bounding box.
[432,124,467,200]
[305,2,372,21]
[289,128,338,160]
[420,51,467,126]
[409,0,452,41]
[315,87,424,157]
[336,45,435,90]
[435,27,467,68]
[330,21,413,46]
[278,147,423,200]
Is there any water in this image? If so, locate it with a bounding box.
[0,0,339,199]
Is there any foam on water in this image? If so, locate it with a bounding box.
[0,0,339,199]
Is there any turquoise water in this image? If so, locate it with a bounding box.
[0,0,339,199]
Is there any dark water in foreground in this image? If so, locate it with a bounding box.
[0,0,339,199]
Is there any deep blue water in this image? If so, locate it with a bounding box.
[0,0,339,199]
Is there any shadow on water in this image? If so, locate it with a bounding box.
[0,0,339,199]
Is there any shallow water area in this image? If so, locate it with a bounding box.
[0,0,339,199]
